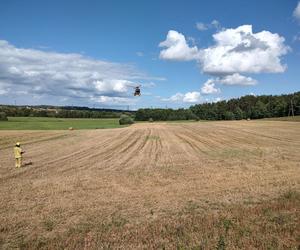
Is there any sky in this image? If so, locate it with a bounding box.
[0,0,299,110]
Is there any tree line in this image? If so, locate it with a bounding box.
[0,106,133,119]
[190,91,300,120]
[135,91,300,121]
[135,108,198,121]
[0,91,299,121]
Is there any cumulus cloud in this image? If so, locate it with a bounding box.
[217,73,257,85]
[200,73,256,95]
[159,25,289,94]
[159,26,289,74]
[93,79,130,94]
[201,79,220,94]
[162,91,201,103]
[294,1,300,21]
[200,25,289,75]
[159,30,199,61]
[0,40,158,106]
[183,91,201,102]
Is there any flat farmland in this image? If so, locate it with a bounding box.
[0,121,299,249]
[0,117,122,130]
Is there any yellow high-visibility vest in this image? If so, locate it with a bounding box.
[14,147,22,158]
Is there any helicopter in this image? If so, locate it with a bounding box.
[126,84,141,96]
[133,85,141,96]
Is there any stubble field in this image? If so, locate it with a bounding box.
[0,120,299,249]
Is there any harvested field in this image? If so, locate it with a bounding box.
[0,121,299,249]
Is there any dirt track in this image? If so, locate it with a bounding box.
[0,121,299,246]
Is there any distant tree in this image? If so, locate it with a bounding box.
[0,112,8,121]
[234,107,244,120]
[119,114,134,125]
[273,99,287,117]
[251,101,268,119]
[224,111,235,120]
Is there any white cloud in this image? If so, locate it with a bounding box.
[159,25,289,87]
[0,89,8,95]
[162,93,184,102]
[183,91,201,102]
[162,91,201,103]
[91,96,135,105]
[196,20,220,31]
[93,79,130,94]
[196,22,208,31]
[142,82,156,88]
[294,2,300,21]
[217,73,257,85]
[200,73,256,95]
[159,30,199,61]
[201,79,220,94]
[0,40,160,106]
[200,25,289,75]
[187,37,197,46]
[214,97,222,102]
[293,34,300,42]
[211,20,220,29]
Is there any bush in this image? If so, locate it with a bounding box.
[119,114,134,125]
[149,118,154,122]
[0,112,8,121]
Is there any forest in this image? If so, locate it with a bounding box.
[135,91,300,121]
[0,106,132,119]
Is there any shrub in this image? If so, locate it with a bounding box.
[0,112,8,121]
[119,114,134,125]
[149,118,154,122]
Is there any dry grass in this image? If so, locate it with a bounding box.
[0,121,299,249]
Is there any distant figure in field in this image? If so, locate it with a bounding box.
[14,142,24,168]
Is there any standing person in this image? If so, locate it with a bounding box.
[14,142,24,168]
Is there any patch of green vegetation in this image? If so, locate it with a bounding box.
[280,190,300,201]
[119,114,134,125]
[216,235,226,250]
[145,135,160,141]
[0,117,124,130]
[43,219,55,232]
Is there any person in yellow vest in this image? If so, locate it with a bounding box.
[14,142,24,168]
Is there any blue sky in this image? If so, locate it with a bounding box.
[0,0,299,109]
